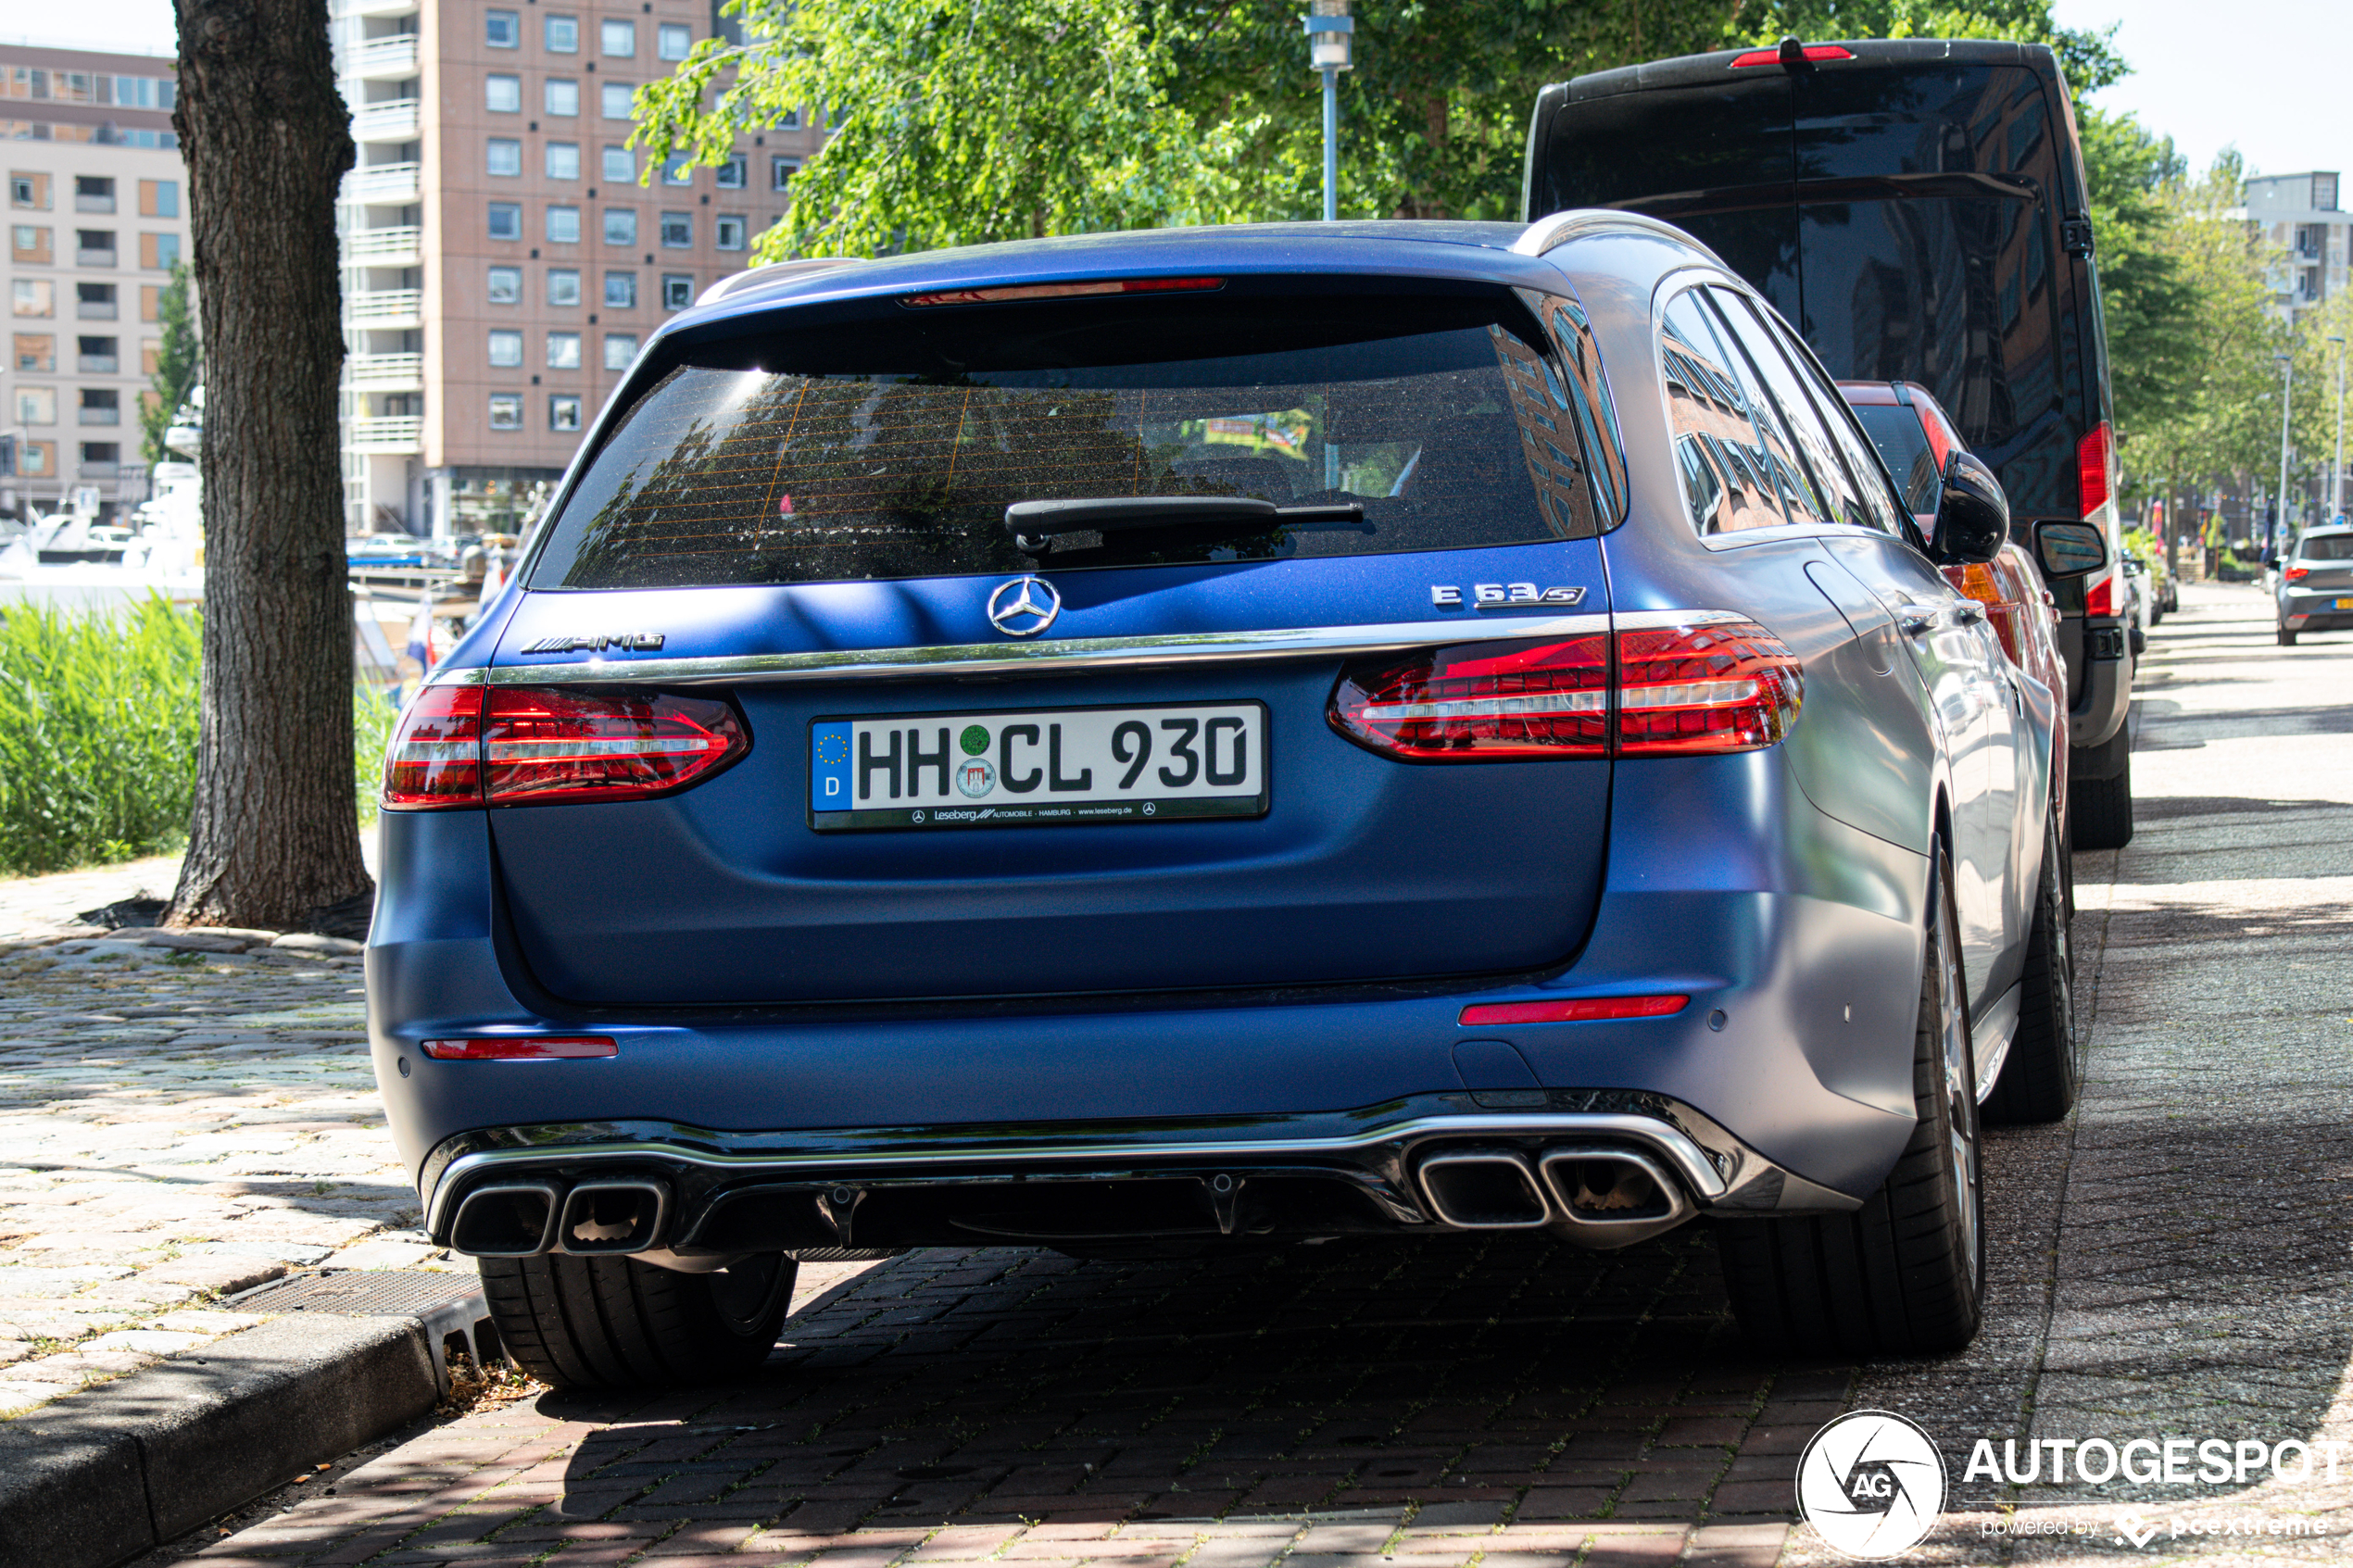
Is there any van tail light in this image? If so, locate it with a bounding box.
[1329,619,1801,760]
[1730,43,1854,67]
[1329,634,1610,759]
[483,687,746,805]
[1616,620,1804,754]
[382,684,747,809]
[2077,420,2115,518]
[383,684,485,808]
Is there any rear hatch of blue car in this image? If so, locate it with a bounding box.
[473,270,1623,1006]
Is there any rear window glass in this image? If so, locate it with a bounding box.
[1848,404,1939,516]
[2299,533,2353,561]
[530,291,1614,591]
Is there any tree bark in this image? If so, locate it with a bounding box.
[168,0,371,932]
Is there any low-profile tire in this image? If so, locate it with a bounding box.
[480,1251,796,1389]
[1982,809,2079,1123]
[2279,625,2298,646]
[1715,847,1985,1358]
[2070,736,2133,850]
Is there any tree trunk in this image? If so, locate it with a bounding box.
[168,0,371,932]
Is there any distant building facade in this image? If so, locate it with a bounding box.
[2245,170,2347,320]
[332,0,824,536]
[1,44,192,521]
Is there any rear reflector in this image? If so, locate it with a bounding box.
[1460,996,1688,1025]
[382,684,747,810]
[1329,635,1609,759]
[903,277,1224,307]
[421,1035,618,1060]
[2083,572,2117,618]
[1616,621,1804,755]
[1730,43,1854,67]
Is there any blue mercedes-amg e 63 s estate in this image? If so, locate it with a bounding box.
[371,214,2090,1386]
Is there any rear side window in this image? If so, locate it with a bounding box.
[1708,288,1889,535]
[529,288,1617,590]
[1658,287,1819,535]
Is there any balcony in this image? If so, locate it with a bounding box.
[78,354,118,373]
[76,246,118,268]
[79,407,122,426]
[76,299,119,320]
[346,224,422,265]
[346,0,421,17]
[353,97,421,142]
[353,34,419,80]
[346,288,423,327]
[349,162,422,204]
[349,352,424,389]
[75,193,116,214]
[79,460,120,478]
[348,415,423,452]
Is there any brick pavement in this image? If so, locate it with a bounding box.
[31,583,2353,1566]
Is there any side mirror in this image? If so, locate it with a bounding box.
[2033,520,2107,580]
[1929,449,2010,566]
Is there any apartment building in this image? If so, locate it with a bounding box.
[2,44,190,522]
[333,0,823,535]
[2245,170,2347,320]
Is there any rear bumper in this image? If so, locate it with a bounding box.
[2281,593,2353,629]
[2066,615,2132,755]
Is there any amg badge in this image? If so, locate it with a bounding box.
[1429,583,1589,608]
[518,633,667,654]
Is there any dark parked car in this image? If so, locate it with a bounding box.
[1523,37,2136,849]
[373,216,2079,1383]
[2276,526,2353,645]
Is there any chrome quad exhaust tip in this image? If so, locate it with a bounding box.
[447,1177,671,1258]
[1413,1143,1694,1247]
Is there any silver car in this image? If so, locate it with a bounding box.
[2277,527,2353,646]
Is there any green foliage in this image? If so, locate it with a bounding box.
[2080,109,2196,441]
[139,263,199,467]
[353,684,399,827]
[0,598,201,876]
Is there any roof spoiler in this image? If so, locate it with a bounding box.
[698,256,865,307]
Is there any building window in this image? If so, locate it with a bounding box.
[145,232,180,270]
[602,145,635,182]
[11,223,49,263]
[660,210,691,247]
[547,331,582,369]
[16,385,56,424]
[140,179,179,218]
[78,334,117,372]
[604,270,635,307]
[714,214,746,250]
[602,207,635,245]
[550,395,583,430]
[13,279,56,317]
[657,21,691,59]
[486,138,522,177]
[547,268,582,307]
[599,19,635,56]
[487,202,522,241]
[715,154,746,189]
[485,9,519,46]
[487,265,522,303]
[81,441,120,467]
[545,14,578,51]
[76,282,118,318]
[488,329,523,367]
[14,332,55,371]
[546,143,581,181]
[546,79,579,117]
[75,176,116,213]
[79,388,120,426]
[604,331,638,370]
[601,82,634,119]
[489,393,523,429]
[660,156,693,187]
[18,440,49,474]
[485,73,521,112]
[771,155,799,192]
[661,272,694,310]
[547,206,581,243]
[776,107,801,132]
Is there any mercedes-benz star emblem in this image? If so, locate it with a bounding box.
[987,575,1061,638]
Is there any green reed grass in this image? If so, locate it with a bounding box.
[0,596,398,875]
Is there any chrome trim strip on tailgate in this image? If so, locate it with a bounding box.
[437,610,1748,689]
[422,1110,1730,1232]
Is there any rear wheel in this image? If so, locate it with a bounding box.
[480,1252,796,1388]
[2070,729,2133,850]
[1715,847,1985,1357]
[1982,809,2079,1123]
[2279,625,2299,646]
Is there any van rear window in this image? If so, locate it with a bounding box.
[527,292,1613,590]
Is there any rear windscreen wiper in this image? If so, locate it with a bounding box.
[1004,496,1369,544]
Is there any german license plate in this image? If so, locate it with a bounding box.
[810,703,1268,831]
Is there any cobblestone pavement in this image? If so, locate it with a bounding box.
[35,583,2353,1566]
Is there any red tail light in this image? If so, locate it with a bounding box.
[1616,620,1804,754]
[382,684,747,809]
[1730,43,1854,67]
[383,684,484,808]
[2077,420,2114,518]
[2083,573,2116,617]
[483,687,746,805]
[421,1035,618,1060]
[2287,564,2310,583]
[1329,635,1610,759]
[1460,995,1688,1026]
[1330,619,1801,761]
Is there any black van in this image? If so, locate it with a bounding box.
[1524,37,2134,847]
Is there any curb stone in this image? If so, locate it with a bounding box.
[0,1295,477,1568]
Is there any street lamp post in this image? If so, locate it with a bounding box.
[2331,334,2347,523]
[2276,353,2295,553]
[1304,0,1353,223]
